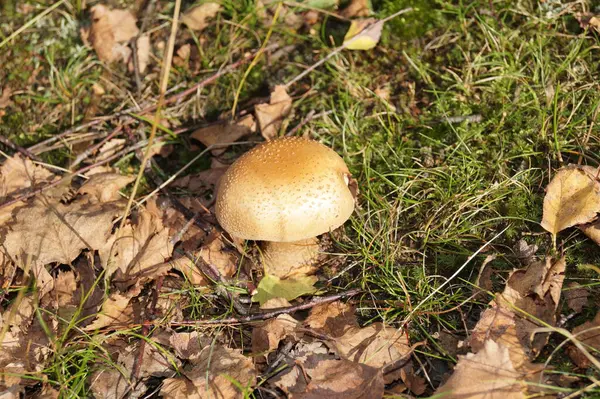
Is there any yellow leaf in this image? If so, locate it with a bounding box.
[541,165,600,236]
[252,274,317,305]
[343,19,383,50]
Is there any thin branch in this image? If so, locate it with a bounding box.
[170,288,361,326]
[0,135,41,162]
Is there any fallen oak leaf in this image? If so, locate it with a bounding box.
[255,85,292,140]
[3,197,124,266]
[77,172,134,203]
[334,322,411,383]
[181,2,221,31]
[100,209,174,283]
[541,165,600,237]
[298,357,384,399]
[160,344,256,399]
[84,289,138,331]
[564,282,589,313]
[190,115,255,155]
[436,339,527,399]
[87,5,139,63]
[305,300,358,338]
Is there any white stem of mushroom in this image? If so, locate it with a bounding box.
[261,237,320,279]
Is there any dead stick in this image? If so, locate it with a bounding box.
[170,288,361,326]
[0,135,42,162]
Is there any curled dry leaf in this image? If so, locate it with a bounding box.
[129,34,150,74]
[181,2,222,31]
[255,85,292,140]
[94,138,126,163]
[161,344,256,399]
[564,282,589,313]
[190,115,256,155]
[541,165,600,236]
[469,257,565,371]
[436,340,527,399]
[569,310,600,366]
[87,5,139,63]
[0,86,13,108]
[579,219,600,247]
[0,155,55,224]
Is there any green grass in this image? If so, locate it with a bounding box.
[2,0,600,396]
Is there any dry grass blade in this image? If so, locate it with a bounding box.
[118,0,182,231]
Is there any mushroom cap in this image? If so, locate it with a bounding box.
[215,137,355,242]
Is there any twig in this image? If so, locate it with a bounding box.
[286,110,333,136]
[0,135,41,162]
[170,288,361,326]
[70,125,123,169]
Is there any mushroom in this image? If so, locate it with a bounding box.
[215,137,356,278]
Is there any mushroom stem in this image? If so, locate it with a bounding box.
[261,237,320,279]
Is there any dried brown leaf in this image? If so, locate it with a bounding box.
[130,35,150,74]
[0,87,13,109]
[87,5,139,63]
[541,165,600,236]
[252,313,300,357]
[579,219,600,247]
[255,85,292,140]
[335,322,410,382]
[198,233,238,279]
[470,257,566,369]
[90,340,177,399]
[297,358,384,399]
[341,0,372,18]
[305,301,358,338]
[3,197,123,266]
[436,340,527,399]
[94,138,126,163]
[191,115,255,155]
[181,3,221,31]
[100,210,173,281]
[77,172,134,203]
[161,345,256,399]
[572,311,600,353]
[565,282,589,313]
[0,155,54,198]
[84,290,137,331]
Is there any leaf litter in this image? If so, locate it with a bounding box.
[3,3,600,398]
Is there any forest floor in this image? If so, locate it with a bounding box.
[1,0,600,398]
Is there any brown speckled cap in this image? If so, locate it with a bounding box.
[215,137,355,242]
